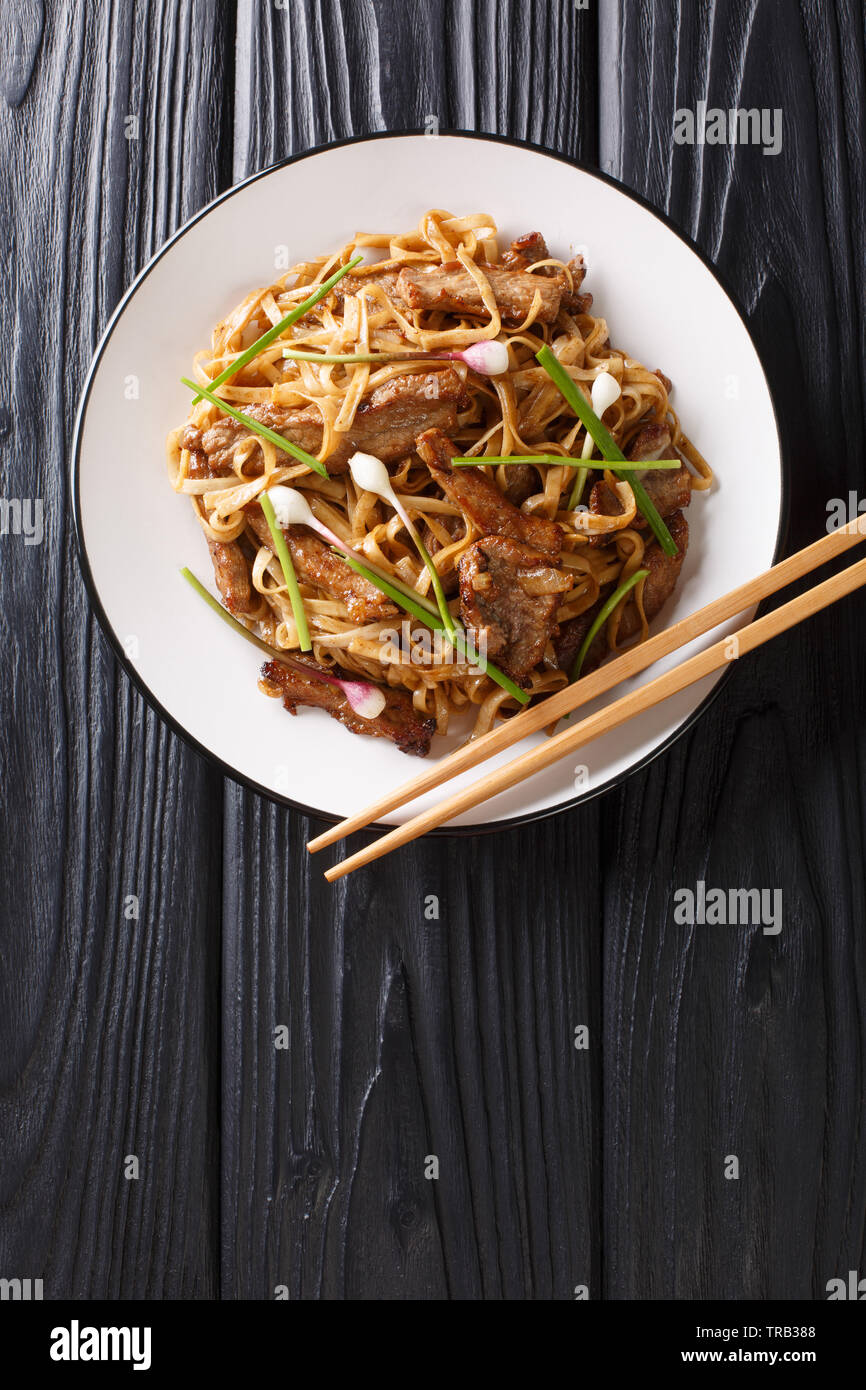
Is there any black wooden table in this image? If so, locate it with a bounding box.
[1,0,864,1302]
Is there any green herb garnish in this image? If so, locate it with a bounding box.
[570,568,649,682]
[346,554,440,616]
[180,376,328,477]
[568,466,590,508]
[336,553,530,705]
[181,567,386,719]
[193,255,363,402]
[181,567,282,659]
[407,527,455,639]
[260,492,312,651]
[536,345,678,557]
[450,455,681,470]
[282,349,423,364]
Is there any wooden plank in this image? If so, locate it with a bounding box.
[599,0,866,1297]
[0,0,232,1298]
[9,0,858,1307]
[233,0,597,167]
[223,0,601,1300]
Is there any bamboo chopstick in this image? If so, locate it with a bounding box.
[308,518,866,854]
[323,543,866,881]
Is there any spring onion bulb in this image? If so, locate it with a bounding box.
[282,339,510,376]
[583,372,622,456]
[567,370,623,509]
[348,451,455,636]
[259,492,312,651]
[536,345,677,556]
[456,340,510,374]
[312,671,386,719]
[267,484,358,550]
[262,485,439,616]
[179,567,385,719]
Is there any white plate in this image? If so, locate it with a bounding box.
[72,133,785,830]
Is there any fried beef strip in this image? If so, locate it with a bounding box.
[183,402,318,479]
[207,538,253,615]
[261,658,435,757]
[499,231,553,272]
[182,368,468,478]
[497,233,592,314]
[246,508,397,625]
[459,536,572,681]
[340,235,591,321]
[555,511,690,673]
[416,428,562,559]
[619,510,689,639]
[588,422,691,530]
[395,262,565,326]
[589,468,692,525]
[553,602,601,678]
[625,422,674,463]
[335,268,403,304]
[642,466,692,517]
[340,235,590,322]
[417,428,568,680]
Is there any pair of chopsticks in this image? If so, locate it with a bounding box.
[309,518,866,880]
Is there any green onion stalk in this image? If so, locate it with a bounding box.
[193,255,364,402]
[536,345,678,557]
[336,552,530,706]
[180,567,386,719]
[259,491,312,652]
[570,568,649,682]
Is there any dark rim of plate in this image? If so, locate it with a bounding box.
[70,129,790,839]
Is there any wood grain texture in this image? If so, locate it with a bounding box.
[598,0,866,1298]
[0,0,230,1298]
[2,0,864,1304]
[224,0,601,1301]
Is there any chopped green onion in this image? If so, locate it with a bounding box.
[569,466,589,508]
[338,555,438,626]
[260,492,312,651]
[413,530,456,638]
[193,255,364,402]
[451,453,564,467]
[453,454,548,466]
[180,567,386,719]
[570,568,649,682]
[450,455,681,470]
[537,345,625,457]
[181,567,282,660]
[283,350,409,364]
[263,482,441,617]
[180,376,328,477]
[346,451,455,638]
[282,340,509,376]
[536,345,677,557]
[336,552,530,705]
[588,458,682,470]
[354,555,440,616]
